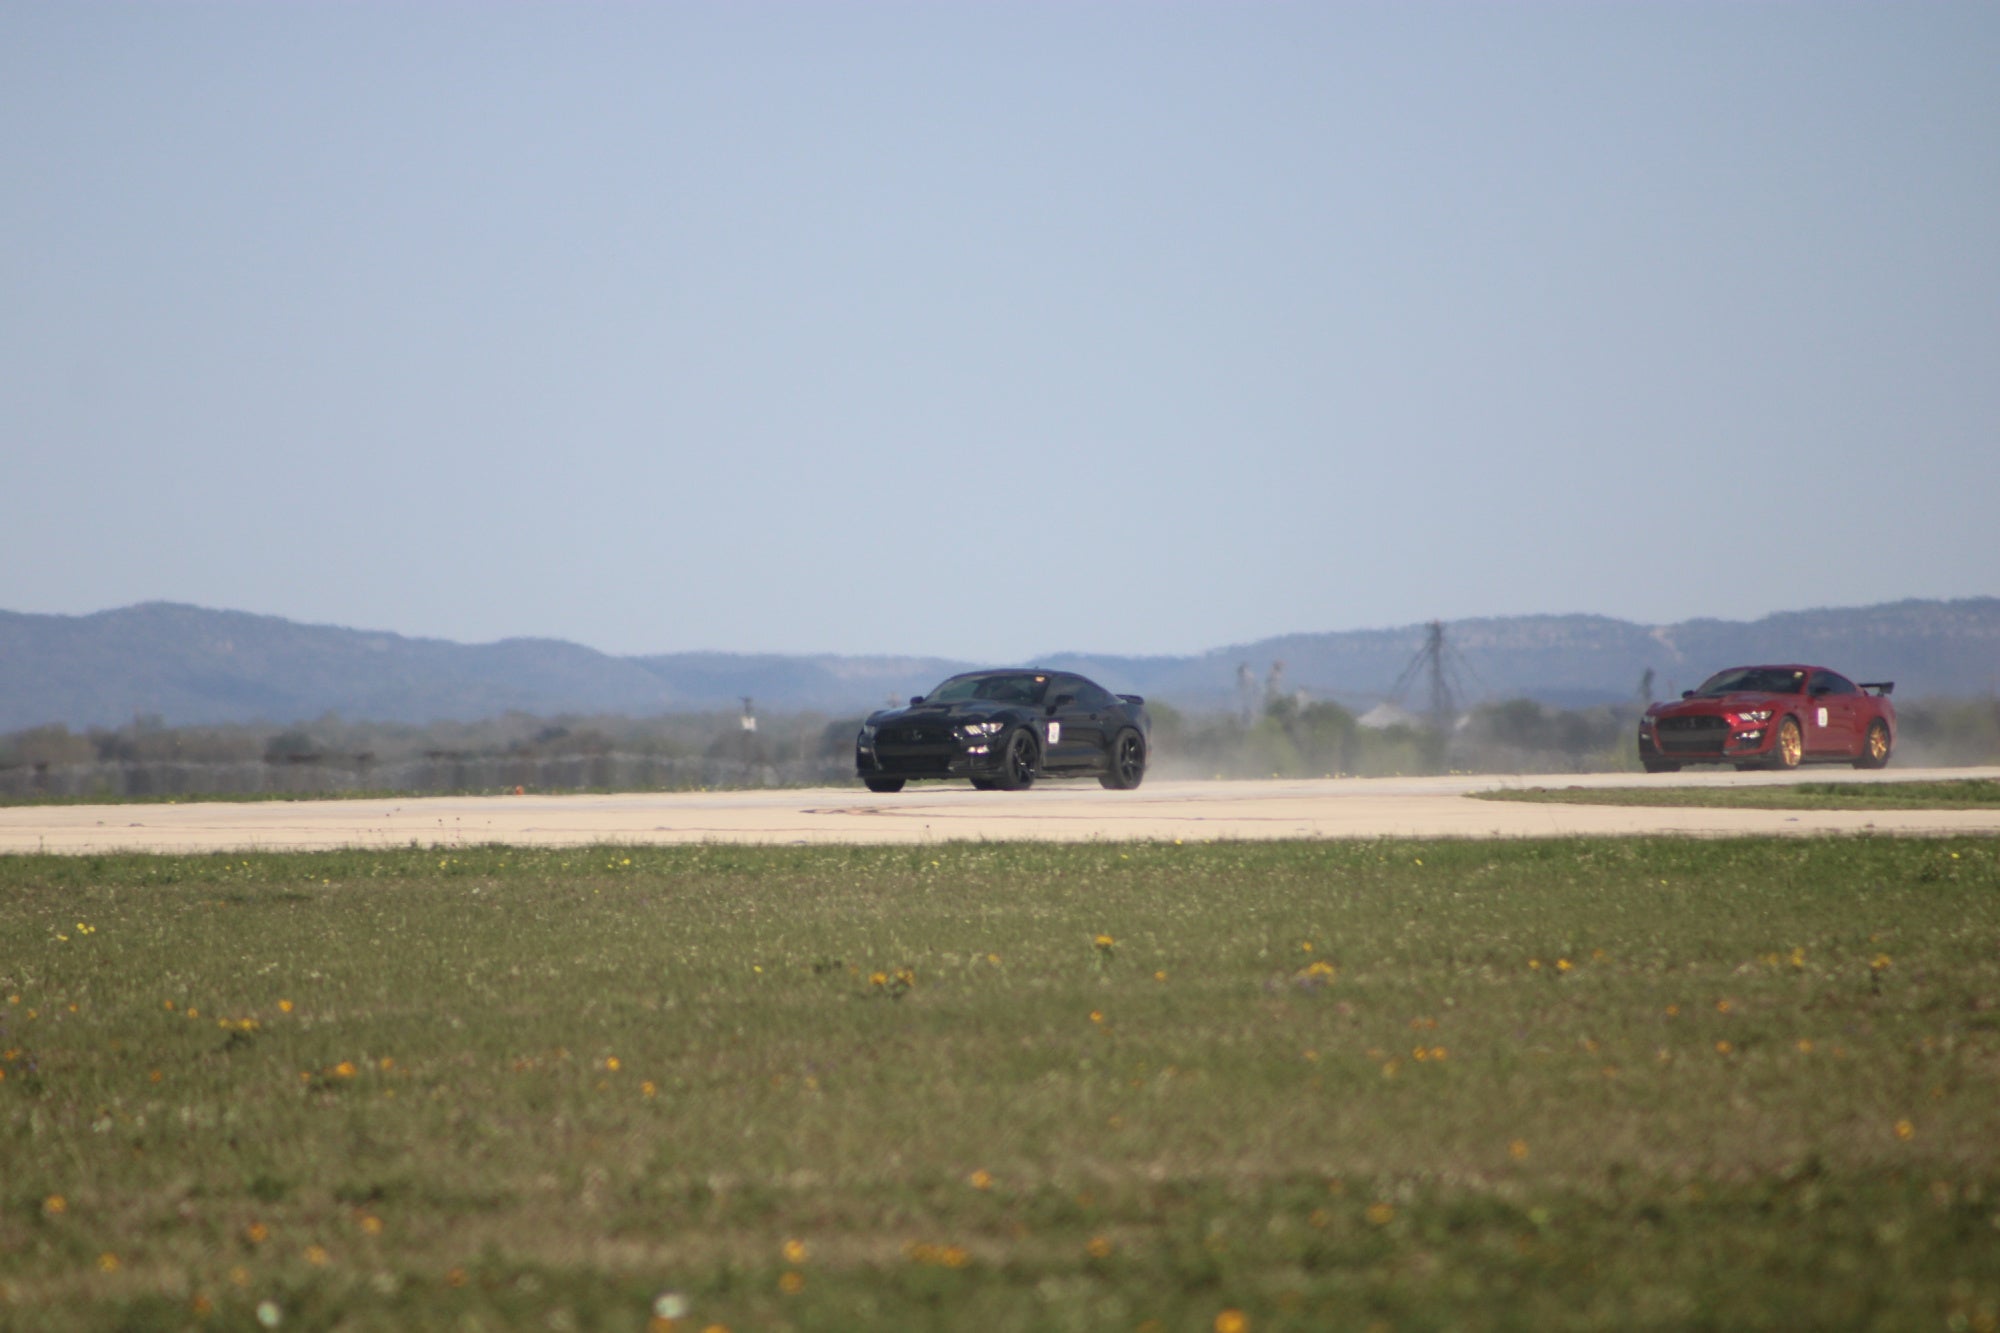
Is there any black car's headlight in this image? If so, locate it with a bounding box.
[857,724,877,747]
[956,721,1004,741]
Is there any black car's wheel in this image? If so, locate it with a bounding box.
[1642,758,1679,774]
[1099,729,1147,789]
[864,777,906,794]
[992,728,1038,791]
[1854,720,1892,770]
[1769,716,1804,770]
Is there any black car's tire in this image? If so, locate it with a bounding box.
[1854,721,1892,770]
[1641,758,1679,774]
[993,728,1038,791]
[864,777,906,794]
[1099,729,1147,789]
[1769,716,1804,770]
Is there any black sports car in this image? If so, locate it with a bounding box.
[856,669,1150,793]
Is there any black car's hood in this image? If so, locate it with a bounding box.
[866,698,1031,727]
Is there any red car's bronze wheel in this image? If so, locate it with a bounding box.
[1855,720,1892,770]
[1774,717,1804,769]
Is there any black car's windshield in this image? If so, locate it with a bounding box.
[1694,667,1805,697]
[925,673,1049,706]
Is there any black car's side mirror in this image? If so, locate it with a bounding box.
[909,696,924,706]
[1681,690,1694,699]
[1052,694,1075,709]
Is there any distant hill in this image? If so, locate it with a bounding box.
[1048,599,2000,711]
[0,604,679,732]
[2,598,1995,732]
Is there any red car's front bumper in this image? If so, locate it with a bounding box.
[1640,712,1779,763]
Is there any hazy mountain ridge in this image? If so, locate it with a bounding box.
[2,598,1995,732]
[0,604,675,732]
[1042,601,2000,710]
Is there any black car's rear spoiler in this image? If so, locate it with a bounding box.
[1859,681,1895,697]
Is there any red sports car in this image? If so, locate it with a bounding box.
[1637,664,1895,773]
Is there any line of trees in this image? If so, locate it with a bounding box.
[2,694,1995,799]
[1150,692,2000,779]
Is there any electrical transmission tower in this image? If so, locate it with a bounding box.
[1388,620,1473,737]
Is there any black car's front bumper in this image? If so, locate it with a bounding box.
[856,726,1010,781]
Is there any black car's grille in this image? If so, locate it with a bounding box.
[1657,715,1729,754]
[870,720,959,774]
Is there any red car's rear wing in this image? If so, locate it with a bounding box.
[1859,681,1895,696]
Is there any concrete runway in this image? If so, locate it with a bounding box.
[3,768,1997,854]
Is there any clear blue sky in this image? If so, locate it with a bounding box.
[5,2,1996,661]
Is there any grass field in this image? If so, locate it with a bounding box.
[1475,778,2000,811]
[4,837,1998,1331]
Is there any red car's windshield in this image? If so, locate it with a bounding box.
[1694,667,1805,697]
